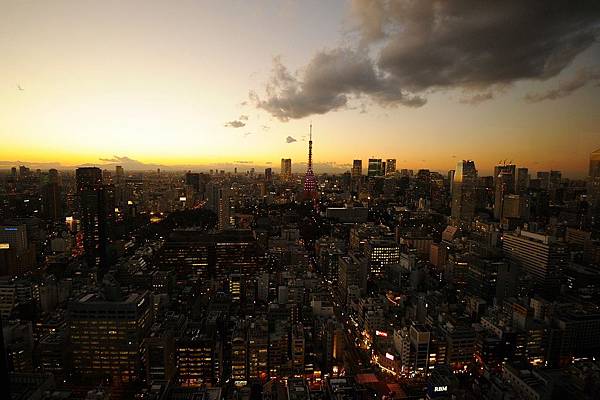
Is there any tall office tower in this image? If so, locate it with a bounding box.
[352,160,362,177]
[516,168,529,194]
[264,168,272,182]
[218,187,233,230]
[68,291,152,383]
[385,159,397,175]
[48,168,60,185]
[303,124,318,200]
[549,170,562,190]
[451,160,478,224]
[115,165,124,183]
[76,167,109,276]
[368,159,383,177]
[42,180,62,220]
[503,230,566,290]
[537,171,550,190]
[588,148,600,224]
[591,148,600,177]
[280,158,292,180]
[206,181,220,212]
[19,165,30,177]
[448,170,455,195]
[494,164,516,220]
[185,172,201,193]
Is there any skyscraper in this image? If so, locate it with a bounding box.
[218,187,233,230]
[280,158,292,180]
[264,167,272,182]
[352,160,362,177]
[590,148,600,178]
[76,167,108,277]
[588,148,600,214]
[303,125,318,200]
[516,168,529,194]
[494,164,516,220]
[385,159,397,175]
[115,165,124,184]
[451,160,477,224]
[368,159,383,177]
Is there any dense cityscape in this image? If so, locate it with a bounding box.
[1,133,600,399]
[3,1,600,399]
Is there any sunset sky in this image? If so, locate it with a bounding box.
[1,1,599,176]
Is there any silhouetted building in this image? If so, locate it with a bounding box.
[451,160,478,224]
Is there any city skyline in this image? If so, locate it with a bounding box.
[2,1,600,176]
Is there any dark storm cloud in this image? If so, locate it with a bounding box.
[371,1,600,91]
[251,51,425,121]
[252,0,600,120]
[525,67,600,102]
[224,120,246,128]
[286,136,297,143]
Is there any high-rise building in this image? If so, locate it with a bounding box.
[367,159,383,177]
[280,158,292,180]
[590,148,600,178]
[42,178,62,221]
[303,125,318,200]
[494,164,516,220]
[536,171,550,190]
[264,168,272,182]
[115,165,124,184]
[68,291,152,383]
[451,160,478,224]
[218,187,233,230]
[588,149,600,214]
[352,160,362,177]
[516,167,529,194]
[185,172,201,193]
[385,159,397,175]
[503,230,566,290]
[76,167,109,277]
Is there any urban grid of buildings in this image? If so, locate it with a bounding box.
[1,138,600,400]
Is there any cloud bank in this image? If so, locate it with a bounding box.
[251,0,600,120]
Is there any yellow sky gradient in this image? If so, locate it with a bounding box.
[1,1,599,176]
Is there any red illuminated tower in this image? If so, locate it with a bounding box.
[303,124,318,200]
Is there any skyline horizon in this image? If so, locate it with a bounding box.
[3,145,598,179]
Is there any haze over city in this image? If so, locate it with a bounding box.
[2,0,599,176]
